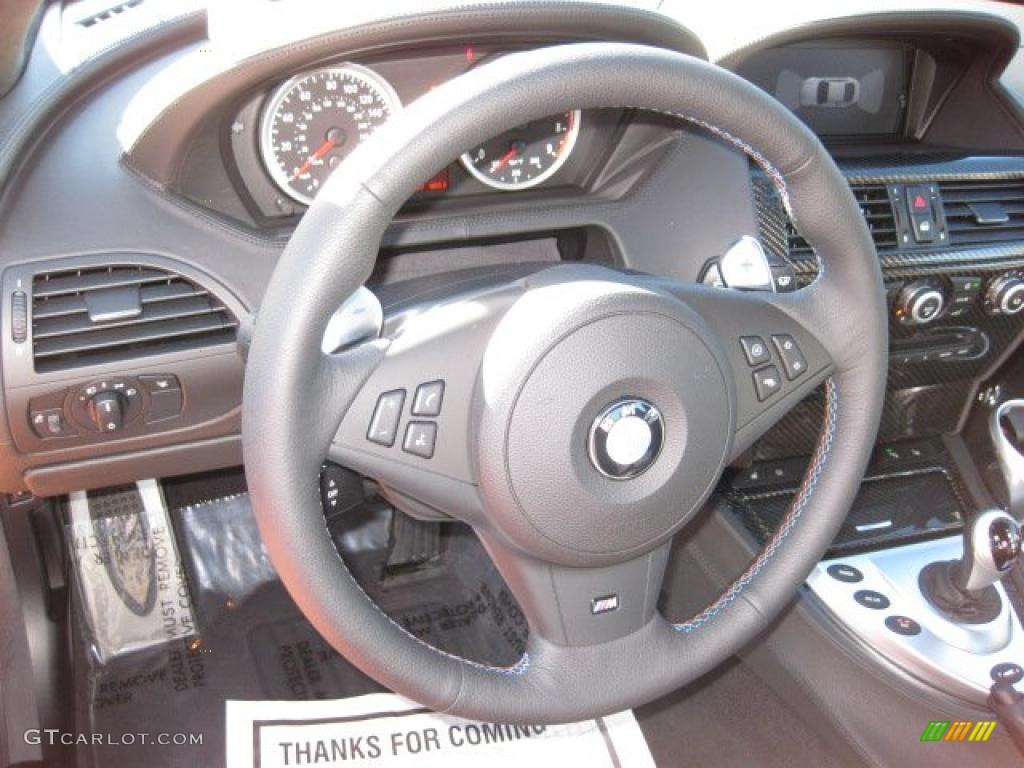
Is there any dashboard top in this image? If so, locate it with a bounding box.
[3,0,1024,495]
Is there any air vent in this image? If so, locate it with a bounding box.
[31,265,237,372]
[69,0,144,28]
[940,179,1024,247]
[787,183,898,258]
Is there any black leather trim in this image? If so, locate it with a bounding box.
[0,9,205,204]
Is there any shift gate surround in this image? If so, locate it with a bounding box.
[242,42,888,723]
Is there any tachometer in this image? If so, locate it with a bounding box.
[460,110,581,191]
[260,64,400,206]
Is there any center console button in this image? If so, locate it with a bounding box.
[991,662,1024,685]
[950,276,982,296]
[885,615,921,636]
[906,185,938,243]
[826,563,863,583]
[854,589,890,610]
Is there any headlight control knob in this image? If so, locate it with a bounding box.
[895,281,945,326]
[87,390,124,433]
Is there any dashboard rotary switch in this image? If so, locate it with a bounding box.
[87,390,125,432]
[71,378,146,434]
[895,280,946,325]
[986,273,1024,316]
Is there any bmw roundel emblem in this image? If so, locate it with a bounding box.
[588,399,665,480]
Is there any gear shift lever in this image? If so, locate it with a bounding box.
[990,399,1024,521]
[920,510,1021,623]
[954,510,1022,592]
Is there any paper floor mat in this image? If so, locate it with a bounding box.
[68,479,197,663]
[226,693,655,767]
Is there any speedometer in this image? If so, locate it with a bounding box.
[260,64,400,206]
[460,110,581,191]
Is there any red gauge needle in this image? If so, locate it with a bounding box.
[291,137,336,179]
[490,146,520,172]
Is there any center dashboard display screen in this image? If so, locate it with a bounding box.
[738,45,908,137]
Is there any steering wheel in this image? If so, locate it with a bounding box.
[242,42,887,723]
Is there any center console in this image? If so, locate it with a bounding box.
[808,523,1023,703]
[729,159,1024,729]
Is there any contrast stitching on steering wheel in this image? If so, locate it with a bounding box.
[672,377,838,633]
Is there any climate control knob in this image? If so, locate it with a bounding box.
[986,274,1024,316]
[896,282,945,326]
[87,390,124,433]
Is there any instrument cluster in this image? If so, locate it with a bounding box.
[229,46,599,220]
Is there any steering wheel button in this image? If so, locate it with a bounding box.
[411,380,445,417]
[739,336,770,366]
[403,421,437,459]
[771,334,807,380]
[854,589,890,610]
[367,390,405,447]
[753,366,782,401]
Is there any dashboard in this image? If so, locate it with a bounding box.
[4,0,1024,497]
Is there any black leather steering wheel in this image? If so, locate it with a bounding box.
[242,42,888,723]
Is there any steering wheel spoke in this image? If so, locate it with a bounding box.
[327,280,521,525]
[653,279,835,459]
[479,532,671,647]
[313,341,390,444]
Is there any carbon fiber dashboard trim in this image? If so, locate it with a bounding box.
[730,458,968,554]
[752,160,1024,460]
[751,175,789,263]
[842,157,1024,185]
[754,161,1024,275]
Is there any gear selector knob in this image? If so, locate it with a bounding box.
[955,510,1022,593]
